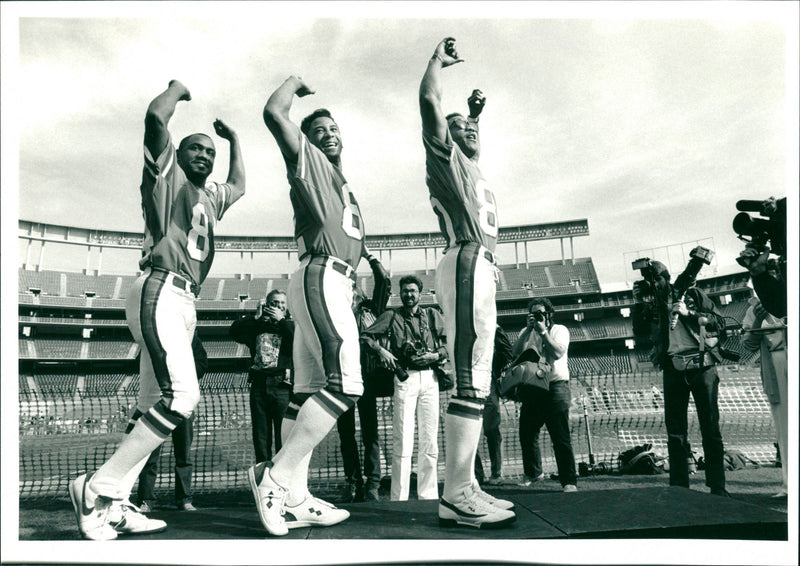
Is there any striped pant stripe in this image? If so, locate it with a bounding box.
[139,271,174,397]
[303,263,344,390]
[454,244,479,388]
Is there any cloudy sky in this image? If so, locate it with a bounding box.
[4,2,797,288]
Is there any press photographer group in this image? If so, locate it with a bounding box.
[627,195,788,498]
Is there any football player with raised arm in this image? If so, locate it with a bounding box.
[249,75,388,536]
[68,80,245,541]
[420,38,515,529]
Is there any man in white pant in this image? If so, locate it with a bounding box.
[363,276,446,500]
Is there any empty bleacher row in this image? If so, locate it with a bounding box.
[20,371,252,397]
[567,350,635,375]
[19,269,292,302]
[20,261,603,305]
[18,339,137,360]
[498,259,599,292]
[20,337,246,361]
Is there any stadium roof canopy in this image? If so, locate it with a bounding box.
[19,218,589,252]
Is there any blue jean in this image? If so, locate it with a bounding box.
[518,381,577,486]
[475,390,503,480]
[249,378,291,463]
[663,361,725,492]
[336,391,381,488]
[137,414,194,504]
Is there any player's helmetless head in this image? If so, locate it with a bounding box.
[446,113,480,159]
[177,134,216,183]
[301,109,342,163]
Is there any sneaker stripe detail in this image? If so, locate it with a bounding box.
[440,497,487,518]
[81,472,96,517]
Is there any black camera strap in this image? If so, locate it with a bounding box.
[400,308,432,349]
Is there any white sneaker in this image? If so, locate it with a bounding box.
[284,494,350,529]
[109,501,167,535]
[472,481,514,511]
[439,485,516,529]
[68,472,117,541]
[248,462,288,536]
[563,484,578,493]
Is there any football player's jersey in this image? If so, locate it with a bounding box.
[139,136,238,286]
[423,130,498,253]
[286,133,365,269]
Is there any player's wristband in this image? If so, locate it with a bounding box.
[467,115,480,123]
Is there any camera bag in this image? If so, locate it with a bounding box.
[498,347,551,401]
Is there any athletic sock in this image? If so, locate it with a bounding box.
[270,388,355,502]
[90,401,183,499]
[275,397,312,506]
[442,396,484,502]
[116,409,150,499]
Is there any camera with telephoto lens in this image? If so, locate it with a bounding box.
[733,197,786,261]
[532,311,546,322]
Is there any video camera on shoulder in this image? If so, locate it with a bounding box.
[733,197,786,261]
[630,258,664,304]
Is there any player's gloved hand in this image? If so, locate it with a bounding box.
[432,37,464,68]
[169,80,192,101]
[468,89,486,119]
[213,119,237,141]
[288,76,315,98]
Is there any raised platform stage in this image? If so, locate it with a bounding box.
[137,486,787,541]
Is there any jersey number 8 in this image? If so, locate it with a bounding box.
[340,184,363,240]
[476,180,498,238]
[187,203,210,261]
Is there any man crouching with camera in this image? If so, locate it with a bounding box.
[512,298,578,492]
[362,275,448,501]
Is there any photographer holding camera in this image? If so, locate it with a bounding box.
[230,290,294,465]
[734,196,787,318]
[513,298,578,493]
[631,257,729,496]
[362,275,448,501]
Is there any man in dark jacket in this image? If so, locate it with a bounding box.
[230,290,294,464]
